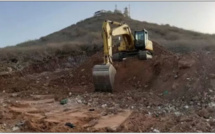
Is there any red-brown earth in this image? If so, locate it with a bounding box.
[0,42,215,132]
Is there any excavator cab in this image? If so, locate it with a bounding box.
[134,29,148,50]
[134,30,153,60]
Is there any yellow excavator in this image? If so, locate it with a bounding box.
[93,20,153,92]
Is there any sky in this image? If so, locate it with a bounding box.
[0,1,215,47]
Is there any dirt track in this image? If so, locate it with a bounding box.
[1,43,215,132]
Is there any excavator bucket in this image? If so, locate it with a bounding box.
[92,64,116,92]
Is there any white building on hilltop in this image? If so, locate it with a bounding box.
[94,10,107,16]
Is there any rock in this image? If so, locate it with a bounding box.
[2,90,5,93]
[149,92,153,95]
[77,99,82,103]
[209,74,215,79]
[172,82,179,90]
[68,56,75,63]
[7,67,13,72]
[209,102,215,107]
[81,69,85,72]
[184,105,189,109]
[147,112,152,117]
[127,97,133,100]
[69,92,72,96]
[84,119,98,128]
[102,104,107,108]
[205,119,210,122]
[174,75,178,79]
[198,109,210,119]
[180,116,192,122]
[186,78,191,81]
[54,69,62,73]
[69,73,74,78]
[64,63,72,68]
[3,103,7,107]
[81,82,85,85]
[16,121,25,127]
[189,101,194,105]
[101,111,108,116]
[192,96,199,101]
[106,126,117,132]
[153,128,160,133]
[43,83,49,86]
[178,59,195,69]
[158,93,163,96]
[174,111,181,117]
[12,126,20,131]
[11,93,18,97]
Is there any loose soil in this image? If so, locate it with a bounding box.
[1,42,215,132]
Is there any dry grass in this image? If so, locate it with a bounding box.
[0,41,102,71]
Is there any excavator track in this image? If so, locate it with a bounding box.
[92,64,116,92]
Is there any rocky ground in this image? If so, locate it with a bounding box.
[0,43,215,132]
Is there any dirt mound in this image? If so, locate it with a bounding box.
[1,41,215,132]
[44,41,213,104]
[0,41,213,102]
[45,42,193,100]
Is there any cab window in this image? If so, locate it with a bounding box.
[135,32,144,41]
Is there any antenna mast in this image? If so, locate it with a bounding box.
[128,4,130,17]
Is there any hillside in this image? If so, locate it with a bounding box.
[0,12,214,72]
[16,12,215,52]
